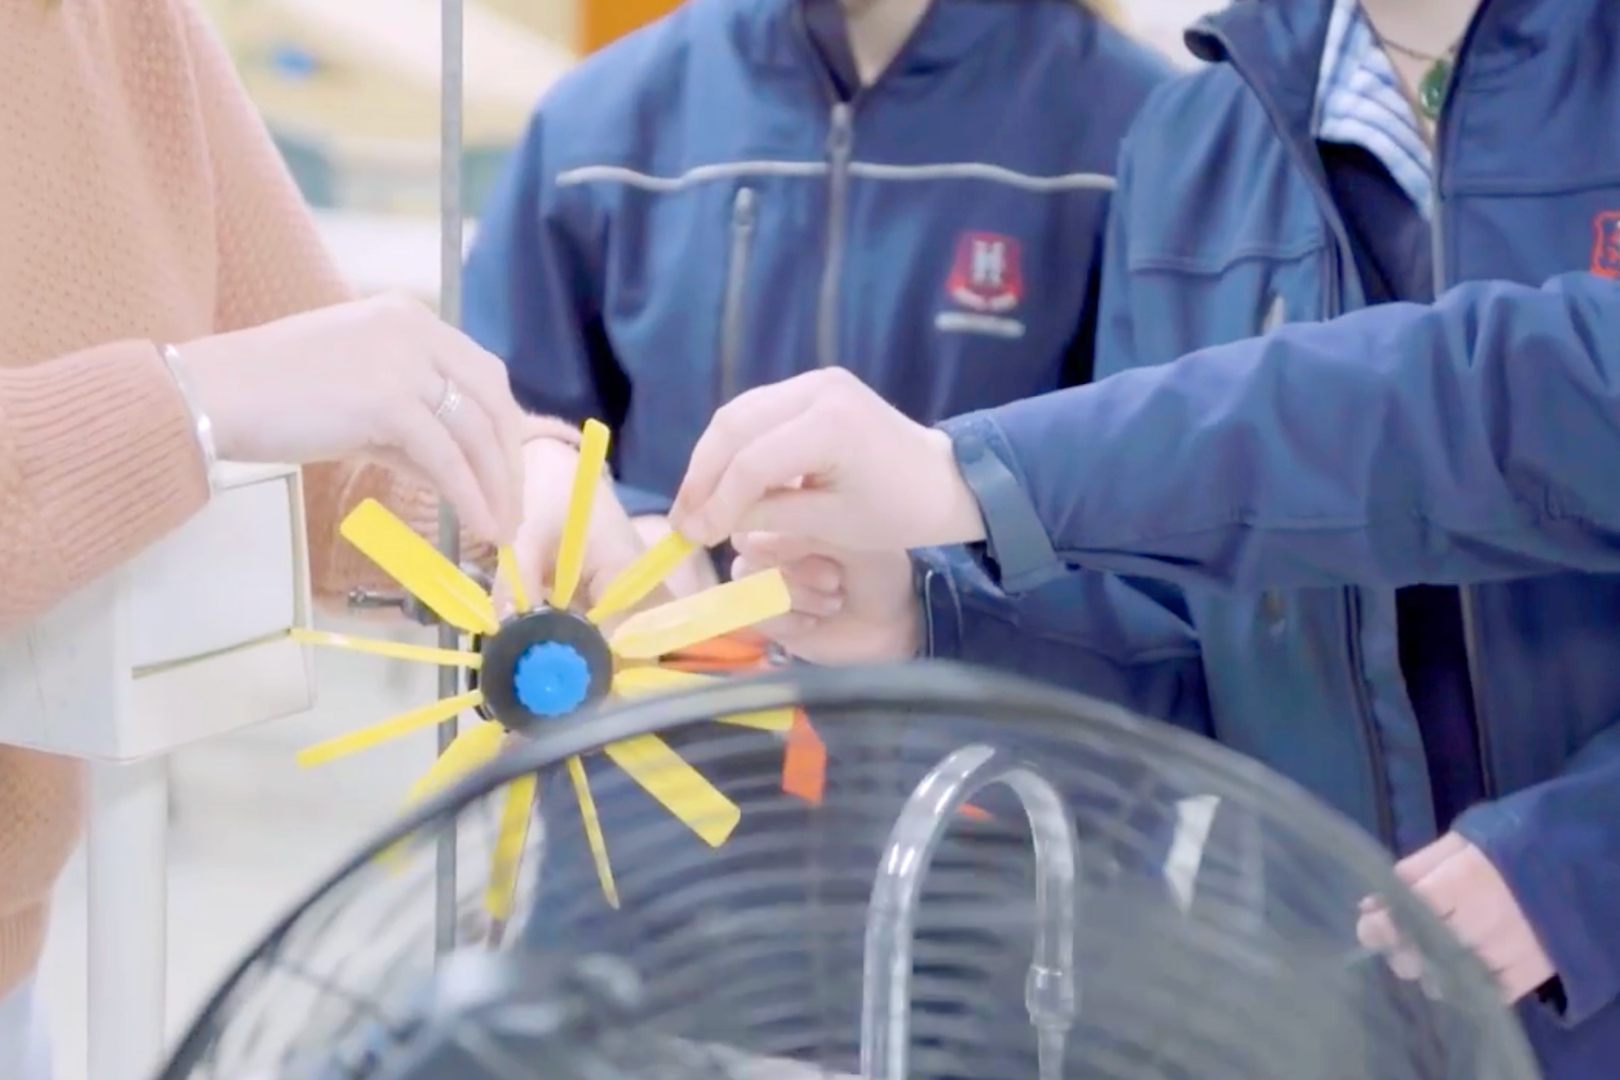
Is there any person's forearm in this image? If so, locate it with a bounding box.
[951,273,1620,595]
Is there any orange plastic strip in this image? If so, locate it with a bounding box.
[665,631,771,667]
[663,631,770,674]
[659,633,982,817]
[781,709,825,806]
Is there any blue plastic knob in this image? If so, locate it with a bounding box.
[511,641,592,718]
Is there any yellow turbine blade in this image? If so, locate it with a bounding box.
[496,545,531,614]
[373,719,506,874]
[296,691,484,768]
[612,666,793,732]
[550,419,612,611]
[586,531,699,624]
[290,628,482,669]
[608,570,791,661]
[485,773,538,921]
[713,707,797,733]
[566,756,619,908]
[603,734,740,847]
[340,499,499,635]
[406,720,507,804]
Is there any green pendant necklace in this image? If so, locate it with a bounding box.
[1415,55,1454,120]
[1372,26,1458,122]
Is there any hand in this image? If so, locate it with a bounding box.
[498,437,654,615]
[629,514,720,599]
[181,294,527,542]
[1357,831,1555,1003]
[731,531,920,665]
[671,368,983,551]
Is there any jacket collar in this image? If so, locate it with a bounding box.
[737,0,1033,96]
[1187,0,1329,152]
[1185,0,1560,149]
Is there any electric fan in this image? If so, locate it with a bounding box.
[156,663,1540,1080]
[287,418,804,913]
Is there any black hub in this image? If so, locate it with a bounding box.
[473,607,615,736]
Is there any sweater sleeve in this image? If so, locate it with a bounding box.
[0,341,209,636]
[176,2,537,600]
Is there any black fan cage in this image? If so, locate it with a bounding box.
[155,661,1540,1080]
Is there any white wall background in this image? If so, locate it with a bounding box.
[1127,0,1226,65]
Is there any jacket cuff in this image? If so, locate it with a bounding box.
[1455,799,1618,1027]
[937,412,1064,595]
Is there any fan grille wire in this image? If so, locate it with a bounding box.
[156,662,1541,1080]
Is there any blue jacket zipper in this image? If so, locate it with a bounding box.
[1429,22,1497,805]
[818,103,855,369]
[718,185,758,404]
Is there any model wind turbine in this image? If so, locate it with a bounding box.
[290,419,797,915]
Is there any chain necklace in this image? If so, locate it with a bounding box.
[1370,24,1459,121]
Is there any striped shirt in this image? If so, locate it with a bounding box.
[1313,0,1434,216]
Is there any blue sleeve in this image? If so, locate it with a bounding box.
[462,110,671,517]
[942,272,1620,595]
[1454,723,1620,1027]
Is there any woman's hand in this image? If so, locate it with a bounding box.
[671,368,983,551]
[499,438,715,616]
[500,437,652,614]
[181,294,527,542]
[731,531,920,665]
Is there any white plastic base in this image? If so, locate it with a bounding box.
[0,461,316,1080]
[0,463,315,760]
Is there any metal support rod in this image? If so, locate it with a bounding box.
[435,0,466,959]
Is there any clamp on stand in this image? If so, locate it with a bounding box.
[347,565,492,626]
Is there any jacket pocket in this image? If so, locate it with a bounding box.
[1111,245,1327,379]
[717,186,758,404]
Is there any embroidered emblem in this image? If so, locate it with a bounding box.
[946,232,1024,313]
[937,231,1027,339]
[1591,211,1620,278]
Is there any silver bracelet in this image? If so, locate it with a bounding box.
[161,344,220,494]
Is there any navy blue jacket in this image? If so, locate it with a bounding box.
[463,0,1169,516]
[487,0,1188,1038]
[921,0,1620,1072]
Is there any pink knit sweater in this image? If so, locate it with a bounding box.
[0,0,549,997]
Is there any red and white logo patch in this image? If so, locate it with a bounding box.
[1592,211,1620,278]
[946,232,1024,313]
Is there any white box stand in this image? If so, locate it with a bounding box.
[0,462,315,1080]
